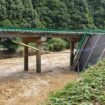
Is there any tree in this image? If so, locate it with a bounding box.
[88,0,105,29]
[5,0,24,27]
[0,0,7,20]
[0,0,105,29]
[32,0,69,29]
[0,38,18,53]
[62,0,95,29]
[21,0,36,21]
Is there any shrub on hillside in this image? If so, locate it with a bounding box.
[47,38,67,51]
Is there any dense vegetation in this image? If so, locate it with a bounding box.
[0,0,105,29]
[47,59,105,105]
[0,0,105,51]
[47,38,68,51]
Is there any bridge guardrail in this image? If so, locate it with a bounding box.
[0,27,105,35]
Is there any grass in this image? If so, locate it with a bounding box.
[47,59,105,105]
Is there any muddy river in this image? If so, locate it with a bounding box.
[0,50,78,105]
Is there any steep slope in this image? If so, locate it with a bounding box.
[0,0,105,29]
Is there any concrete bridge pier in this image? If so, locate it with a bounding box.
[36,37,41,73]
[22,37,42,73]
[70,39,75,68]
[22,36,80,73]
[24,41,29,71]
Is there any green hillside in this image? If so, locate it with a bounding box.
[0,0,105,29]
[47,59,105,105]
[0,0,105,52]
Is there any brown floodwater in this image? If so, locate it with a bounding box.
[0,50,78,105]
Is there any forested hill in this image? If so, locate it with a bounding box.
[0,0,105,29]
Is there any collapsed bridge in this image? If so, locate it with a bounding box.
[0,27,105,73]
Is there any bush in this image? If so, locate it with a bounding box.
[42,42,49,51]
[47,38,67,51]
[47,59,105,105]
[63,38,70,49]
[0,38,18,53]
[0,19,13,27]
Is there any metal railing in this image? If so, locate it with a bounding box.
[0,27,105,35]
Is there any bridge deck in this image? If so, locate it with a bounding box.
[0,27,105,38]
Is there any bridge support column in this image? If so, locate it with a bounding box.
[24,42,29,71]
[36,37,41,73]
[70,39,75,69]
